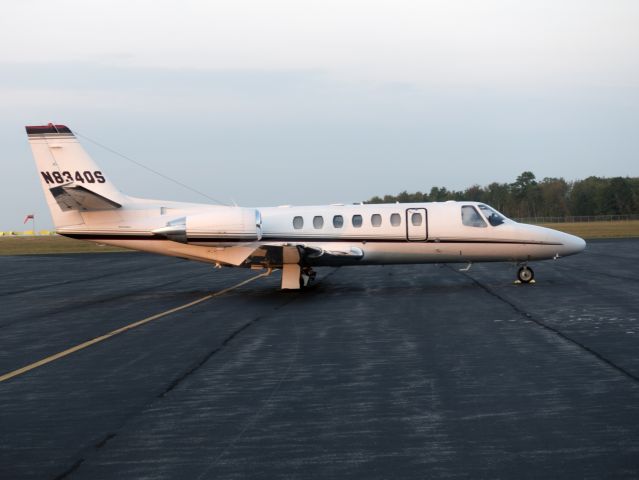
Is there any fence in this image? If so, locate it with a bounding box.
[515,214,639,224]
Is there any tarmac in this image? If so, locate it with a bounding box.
[1,238,639,479]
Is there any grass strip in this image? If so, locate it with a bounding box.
[0,236,129,255]
[536,220,639,239]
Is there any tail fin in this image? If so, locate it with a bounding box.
[26,124,125,228]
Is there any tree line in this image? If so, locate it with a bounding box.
[365,172,639,218]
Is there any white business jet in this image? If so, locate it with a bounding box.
[27,124,586,289]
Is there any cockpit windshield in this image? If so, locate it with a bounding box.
[478,204,506,226]
[461,206,487,227]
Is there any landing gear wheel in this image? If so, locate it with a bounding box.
[517,266,534,283]
[299,268,317,289]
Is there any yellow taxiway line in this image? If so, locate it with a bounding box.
[0,271,271,383]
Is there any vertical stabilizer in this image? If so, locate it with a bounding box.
[26,124,125,228]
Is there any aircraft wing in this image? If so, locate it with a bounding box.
[168,241,364,268]
[242,243,364,267]
[299,245,364,259]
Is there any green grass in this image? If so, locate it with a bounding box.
[535,220,639,239]
[0,236,129,255]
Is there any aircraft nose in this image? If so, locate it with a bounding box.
[557,231,586,256]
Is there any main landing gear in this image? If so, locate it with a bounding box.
[516,265,535,284]
[300,267,317,289]
[281,264,317,289]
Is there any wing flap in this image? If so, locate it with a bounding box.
[300,245,364,259]
[252,243,364,265]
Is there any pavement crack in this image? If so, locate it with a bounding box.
[47,268,337,480]
[158,268,340,399]
[158,295,300,398]
[197,299,303,479]
[51,432,114,480]
[52,458,84,480]
[0,271,213,331]
[95,433,116,449]
[0,258,166,297]
[554,262,639,283]
[452,266,639,385]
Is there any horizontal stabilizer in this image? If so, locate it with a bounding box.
[50,184,122,212]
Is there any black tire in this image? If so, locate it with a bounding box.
[517,266,534,283]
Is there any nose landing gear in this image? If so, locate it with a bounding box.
[516,265,535,284]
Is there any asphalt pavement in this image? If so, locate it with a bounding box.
[1,239,639,479]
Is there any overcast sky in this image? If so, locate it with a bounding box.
[2,0,638,230]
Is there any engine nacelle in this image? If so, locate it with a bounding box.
[187,208,262,242]
[153,208,262,244]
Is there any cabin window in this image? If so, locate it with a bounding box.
[293,216,304,229]
[371,214,382,227]
[313,216,324,229]
[352,214,363,228]
[461,206,487,228]
[333,215,344,228]
[478,204,505,226]
[411,212,423,226]
[390,213,401,226]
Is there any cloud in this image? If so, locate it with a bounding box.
[3,1,639,88]
[0,62,325,93]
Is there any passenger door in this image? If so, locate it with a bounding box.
[406,208,428,241]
